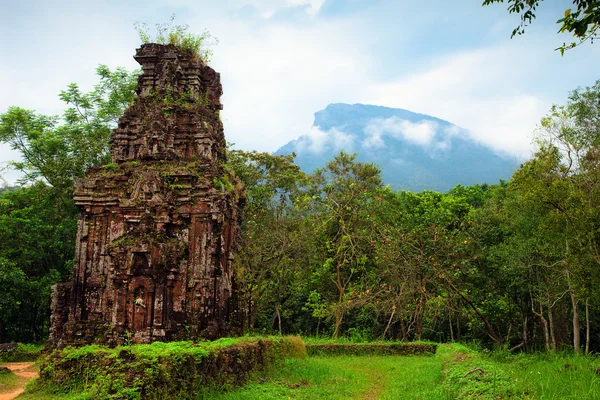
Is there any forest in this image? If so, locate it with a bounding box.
[1,62,599,355]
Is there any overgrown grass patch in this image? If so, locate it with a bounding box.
[438,343,526,399]
[205,354,444,399]
[0,367,23,392]
[305,341,437,356]
[439,343,600,399]
[28,336,305,400]
[0,343,42,362]
[503,350,600,399]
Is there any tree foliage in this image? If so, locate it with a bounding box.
[0,65,137,343]
[483,0,600,53]
[0,65,137,192]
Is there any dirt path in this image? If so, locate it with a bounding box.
[0,362,38,400]
[349,364,386,400]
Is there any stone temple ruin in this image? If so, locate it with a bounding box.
[48,43,244,347]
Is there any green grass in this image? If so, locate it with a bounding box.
[0,368,24,392]
[13,340,600,399]
[203,343,600,400]
[439,343,600,399]
[505,351,600,399]
[204,355,445,399]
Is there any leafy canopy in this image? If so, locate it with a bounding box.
[482,0,600,54]
[0,65,138,191]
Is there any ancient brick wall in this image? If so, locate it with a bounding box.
[48,44,244,347]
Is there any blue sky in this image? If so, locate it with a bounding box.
[1,0,599,181]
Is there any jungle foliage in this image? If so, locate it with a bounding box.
[2,63,600,356]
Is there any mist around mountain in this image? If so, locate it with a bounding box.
[275,103,520,192]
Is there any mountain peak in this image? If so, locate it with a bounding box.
[275,103,518,192]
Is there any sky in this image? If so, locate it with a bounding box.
[1,0,599,182]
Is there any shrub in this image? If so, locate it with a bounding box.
[306,342,437,356]
[32,336,306,399]
[134,14,218,62]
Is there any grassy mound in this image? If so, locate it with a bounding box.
[306,342,437,356]
[0,343,42,362]
[30,336,305,399]
[0,367,22,392]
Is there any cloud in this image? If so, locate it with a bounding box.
[366,44,552,159]
[363,117,439,148]
[294,126,355,154]
[285,0,325,16]
[210,19,371,152]
[3,0,600,190]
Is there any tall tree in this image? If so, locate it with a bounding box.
[0,65,137,342]
[308,152,383,338]
[227,149,310,333]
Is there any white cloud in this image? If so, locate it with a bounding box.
[295,126,355,154]
[366,44,552,159]
[285,0,326,15]
[364,117,439,148]
[4,0,600,190]
[210,20,371,152]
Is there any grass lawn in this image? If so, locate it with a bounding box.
[12,342,600,399]
[204,355,445,399]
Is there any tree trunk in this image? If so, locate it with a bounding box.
[415,301,423,341]
[32,306,38,343]
[316,319,321,337]
[381,306,396,340]
[276,303,282,335]
[547,295,557,351]
[585,298,590,355]
[533,296,551,352]
[333,309,343,339]
[522,315,528,351]
[333,257,345,339]
[567,269,581,353]
[548,308,557,351]
[400,316,408,341]
[449,310,455,342]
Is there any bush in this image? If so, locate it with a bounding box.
[306,342,437,356]
[134,14,218,62]
[32,336,305,399]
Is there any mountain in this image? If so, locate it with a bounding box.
[274,103,520,192]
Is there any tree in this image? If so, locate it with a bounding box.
[0,65,137,342]
[308,152,383,338]
[483,0,600,53]
[0,65,137,193]
[530,80,600,353]
[0,184,68,342]
[227,149,310,333]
